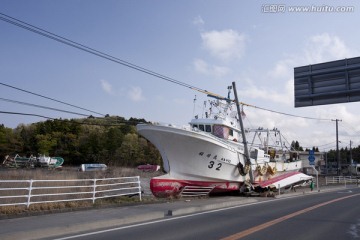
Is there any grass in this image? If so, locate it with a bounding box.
[0,166,162,217]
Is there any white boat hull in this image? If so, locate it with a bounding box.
[137,123,303,197]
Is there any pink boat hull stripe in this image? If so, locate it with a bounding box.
[150,178,241,198]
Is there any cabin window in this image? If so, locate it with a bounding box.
[199,125,205,131]
[357,167,360,172]
[229,129,234,136]
[205,125,212,133]
[213,125,229,139]
[250,149,258,160]
[192,124,198,129]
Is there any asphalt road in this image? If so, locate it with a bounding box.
[52,187,360,240]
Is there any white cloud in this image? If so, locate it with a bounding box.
[241,79,293,106]
[260,33,360,150]
[193,16,204,28]
[192,32,360,150]
[193,58,208,74]
[268,59,296,79]
[193,58,230,77]
[201,29,247,61]
[128,86,145,102]
[243,107,309,138]
[262,33,359,107]
[100,79,113,95]
[236,33,360,150]
[268,33,358,82]
[316,105,360,131]
[304,33,354,64]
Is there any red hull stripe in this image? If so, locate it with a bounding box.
[150,178,240,198]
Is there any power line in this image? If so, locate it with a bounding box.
[317,141,337,148]
[0,111,54,120]
[0,12,335,122]
[0,97,90,117]
[0,13,202,92]
[241,103,332,121]
[0,82,105,116]
[341,122,360,136]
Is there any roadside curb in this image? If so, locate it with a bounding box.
[168,198,259,216]
[1,211,166,240]
[275,185,358,199]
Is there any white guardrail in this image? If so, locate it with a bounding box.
[0,176,141,208]
[325,176,360,185]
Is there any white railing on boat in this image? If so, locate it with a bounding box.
[0,176,141,208]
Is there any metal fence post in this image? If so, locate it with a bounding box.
[27,179,33,209]
[138,176,142,201]
[278,184,280,196]
[345,178,347,188]
[92,178,97,204]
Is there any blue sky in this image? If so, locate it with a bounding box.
[1,0,360,152]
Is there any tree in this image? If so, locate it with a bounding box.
[118,133,140,166]
[0,124,22,159]
[140,138,162,166]
[105,127,124,154]
[36,134,57,155]
[0,116,161,167]
[291,140,303,151]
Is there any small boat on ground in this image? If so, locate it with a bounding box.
[137,83,310,198]
[37,155,64,168]
[2,154,64,169]
[79,163,107,172]
[137,164,160,172]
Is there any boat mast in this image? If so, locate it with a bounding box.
[192,95,197,118]
[232,81,254,183]
[266,129,269,153]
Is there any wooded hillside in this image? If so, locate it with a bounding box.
[0,116,161,167]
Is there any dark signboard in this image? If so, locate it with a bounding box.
[294,57,360,107]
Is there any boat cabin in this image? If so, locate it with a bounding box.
[191,119,271,160]
[190,118,240,141]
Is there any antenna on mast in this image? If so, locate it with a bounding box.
[192,95,197,117]
[227,85,232,100]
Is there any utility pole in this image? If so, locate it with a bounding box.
[332,119,342,175]
[232,82,254,183]
[325,152,328,175]
[350,140,353,164]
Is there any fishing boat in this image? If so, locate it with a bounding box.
[137,83,308,198]
[2,154,64,169]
